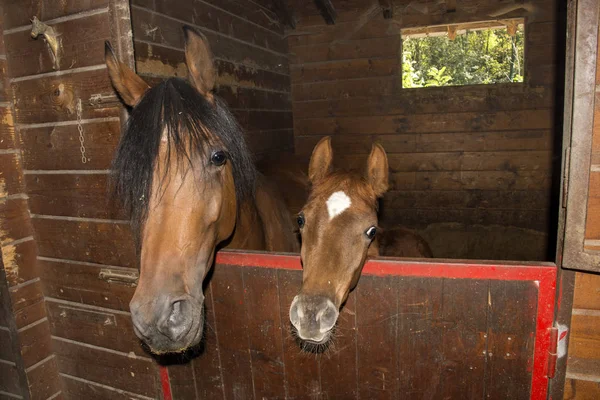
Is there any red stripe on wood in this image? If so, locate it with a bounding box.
[160,366,172,400]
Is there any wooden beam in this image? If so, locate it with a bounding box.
[379,0,393,19]
[314,0,336,25]
[446,0,457,13]
[272,0,296,29]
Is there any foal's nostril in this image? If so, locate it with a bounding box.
[160,299,192,342]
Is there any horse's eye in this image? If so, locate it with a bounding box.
[297,213,305,228]
[365,226,377,240]
[211,151,227,166]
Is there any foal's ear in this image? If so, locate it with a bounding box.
[308,136,334,183]
[104,41,149,107]
[366,143,389,197]
[183,26,216,98]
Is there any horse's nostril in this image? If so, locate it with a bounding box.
[161,299,192,342]
[318,301,338,333]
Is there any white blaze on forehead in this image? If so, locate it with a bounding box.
[326,191,352,220]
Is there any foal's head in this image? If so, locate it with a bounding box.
[106,27,255,353]
[289,137,389,348]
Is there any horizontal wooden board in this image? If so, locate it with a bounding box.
[2,0,109,30]
[290,35,401,64]
[39,258,135,312]
[0,197,34,245]
[19,318,52,368]
[288,18,400,47]
[294,110,553,135]
[292,85,552,115]
[0,153,24,196]
[564,378,600,399]
[379,208,549,232]
[233,110,293,132]
[568,314,600,360]
[390,171,552,191]
[8,280,45,327]
[25,355,61,400]
[0,61,10,104]
[247,129,295,155]
[133,1,286,53]
[385,190,550,211]
[0,362,21,395]
[53,337,160,398]
[2,238,37,288]
[20,118,120,171]
[291,57,398,82]
[585,197,600,240]
[218,86,291,110]
[11,69,120,124]
[0,329,15,362]
[32,218,136,267]
[573,272,600,310]
[46,300,144,356]
[62,374,153,400]
[26,174,124,219]
[4,11,110,78]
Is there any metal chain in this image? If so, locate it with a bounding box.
[76,99,87,164]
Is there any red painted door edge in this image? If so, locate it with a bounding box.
[160,365,172,400]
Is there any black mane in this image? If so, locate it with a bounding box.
[111,77,256,236]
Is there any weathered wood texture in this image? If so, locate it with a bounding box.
[167,261,540,399]
[288,0,560,261]
[1,3,64,397]
[130,0,294,157]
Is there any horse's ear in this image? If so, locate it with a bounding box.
[366,143,389,197]
[183,26,216,98]
[308,136,333,183]
[104,41,149,107]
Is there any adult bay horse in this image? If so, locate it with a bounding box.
[106,27,299,354]
[289,137,432,351]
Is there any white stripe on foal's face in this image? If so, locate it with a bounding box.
[326,191,352,221]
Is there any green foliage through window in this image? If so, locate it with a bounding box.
[402,24,525,88]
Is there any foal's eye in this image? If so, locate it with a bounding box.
[297,213,305,228]
[365,226,377,240]
[211,151,227,166]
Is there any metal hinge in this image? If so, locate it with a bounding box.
[99,268,139,286]
[547,327,558,378]
[562,147,571,207]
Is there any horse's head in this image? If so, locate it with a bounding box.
[289,137,389,349]
[106,27,255,353]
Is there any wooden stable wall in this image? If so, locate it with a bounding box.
[130,0,294,157]
[288,0,560,261]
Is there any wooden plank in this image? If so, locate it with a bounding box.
[485,281,537,400]
[4,11,110,78]
[290,57,398,82]
[0,329,14,362]
[26,174,124,219]
[247,129,294,156]
[2,239,37,288]
[277,268,321,398]
[568,314,600,360]
[356,275,398,399]
[166,363,198,400]
[32,218,136,267]
[291,36,400,64]
[218,86,291,111]
[25,356,61,400]
[11,70,120,124]
[564,378,600,399]
[573,272,600,310]
[437,280,488,398]
[287,19,398,47]
[241,267,286,399]
[215,59,290,93]
[293,110,553,136]
[46,300,145,357]
[62,374,153,400]
[292,85,552,115]
[0,362,21,396]
[190,283,225,400]
[233,110,292,132]
[19,318,52,368]
[585,197,600,239]
[396,277,443,398]
[380,208,549,232]
[386,190,549,211]
[20,119,121,170]
[0,153,24,196]
[9,280,45,329]
[0,198,34,245]
[209,265,254,400]
[53,338,160,397]
[0,104,16,150]
[319,292,358,399]
[2,0,109,30]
